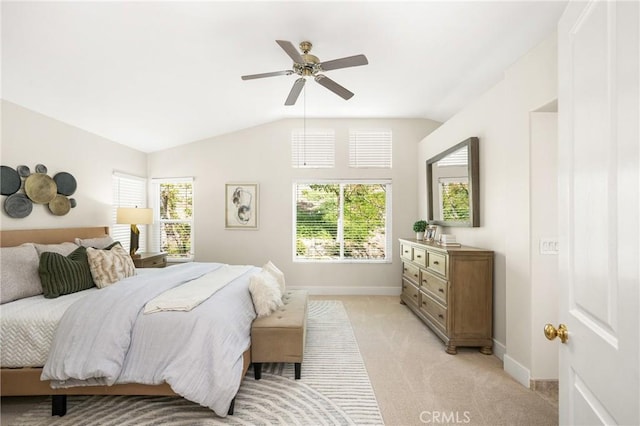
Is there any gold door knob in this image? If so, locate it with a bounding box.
[544,323,569,343]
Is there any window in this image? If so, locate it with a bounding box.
[349,129,392,168]
[151,178,194,260]
[112,172,147,253]
[293,181,391,262]
[438,177,470,222]
[291,129,335,168]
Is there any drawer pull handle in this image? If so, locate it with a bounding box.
[413,294,418,298]
[414,274,418,278]
[433,261,440,265]
[416,255,422,258]
[438,314,444,319]
[438,288,444,293]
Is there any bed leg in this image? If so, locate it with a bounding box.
[52,395,67,416]
[295,363,301,380]
[227,397,235,415]
[253,362,262,380]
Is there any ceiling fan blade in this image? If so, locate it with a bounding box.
[320,54,368,71]
[314,75,354,100]
[241,70,292,80]
[276,40,304,64]
[285,78,306,106]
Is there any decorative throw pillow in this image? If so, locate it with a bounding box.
[34,242,79,257]
[87,244,135,288]
[0,244,42,304]
[39,246,95,299]
[249,269,284,318]
[263,261,286,294]
[75,235,114,249]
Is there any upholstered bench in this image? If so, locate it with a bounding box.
[251,290,308,380]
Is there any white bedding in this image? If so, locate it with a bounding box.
[0,288,97,367]
[0,269,155,368]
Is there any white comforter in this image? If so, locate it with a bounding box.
[41,262,259,416]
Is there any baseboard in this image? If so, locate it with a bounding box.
[503,354,531,388]
[288,286,402,296]
[492,339,506,361]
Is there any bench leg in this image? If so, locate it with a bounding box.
[295,363,301,380]
[253,362,262,380]
[227,397,235,415]
[52,395,67,416]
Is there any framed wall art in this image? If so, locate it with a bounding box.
[225,183,258,229]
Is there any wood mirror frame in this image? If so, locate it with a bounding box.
[426,137,479,227]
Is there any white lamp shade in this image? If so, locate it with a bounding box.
[117,207,153,225]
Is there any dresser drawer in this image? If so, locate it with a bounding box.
[420,293,447,331]
[427,251,447,276]
[420,271,448,305]
[412,247,427,267]
[402,279,420,307]
[401,243,413,261]
[402,262,420,283]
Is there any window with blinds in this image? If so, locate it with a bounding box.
[112,173,148,254]
[291,129,335,168]
[438,177,470,221]
[151,178,194,260]
[294,181,391,262]
[349,129,392,168]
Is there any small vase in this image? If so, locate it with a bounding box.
[416,232,425,240]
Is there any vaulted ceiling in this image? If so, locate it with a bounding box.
[2,1,567,153]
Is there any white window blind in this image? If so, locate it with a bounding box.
[437,146,468,167]
[291,129,335,168]
[151,177,194,260]
[349,129,392,168]
[112,173,148,253]
[293,180,392,262]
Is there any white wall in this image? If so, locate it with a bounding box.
[0,101,147,230]
[147,117,440,294]
[530,111,558,380]
[417,33,558,385]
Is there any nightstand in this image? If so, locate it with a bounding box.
[132,252,167,268]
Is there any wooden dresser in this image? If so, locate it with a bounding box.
[399,238,493,355]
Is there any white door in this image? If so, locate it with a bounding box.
[557,1,639,425]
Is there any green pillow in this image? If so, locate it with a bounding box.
[39,246,95,298]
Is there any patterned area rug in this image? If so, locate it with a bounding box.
[10,300,384,425]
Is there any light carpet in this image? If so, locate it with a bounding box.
[10,300,384,426]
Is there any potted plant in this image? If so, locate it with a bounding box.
[413,220,427,240]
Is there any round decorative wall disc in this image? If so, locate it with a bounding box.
[35,164,48,174]
[25,173,56,204]
[53,172,77,196]
[48,195,71,216]
[17,165,31,177]
[4,193,33,218]
[69,198,77,208]
[0,166,21,196]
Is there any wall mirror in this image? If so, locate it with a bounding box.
[426,137,479,227]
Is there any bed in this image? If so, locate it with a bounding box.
[0,226,255,417]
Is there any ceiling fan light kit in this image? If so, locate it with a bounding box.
[241,40,368,105]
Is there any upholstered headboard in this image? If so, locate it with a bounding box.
[0,226,109,247]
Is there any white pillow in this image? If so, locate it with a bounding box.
[34,241,79,257]
[0,244,42,304]
[75,235,114,249]
[86,244,136,288]
[249,270,283,318]
[263,261,286,294]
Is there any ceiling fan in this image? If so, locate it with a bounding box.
[241,40,368,106]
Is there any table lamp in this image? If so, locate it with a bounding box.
[116,207,153,257]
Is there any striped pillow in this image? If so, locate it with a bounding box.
[39,246,95,298]
[87,244,135,288]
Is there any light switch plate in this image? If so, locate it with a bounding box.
[539,238,559,255]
